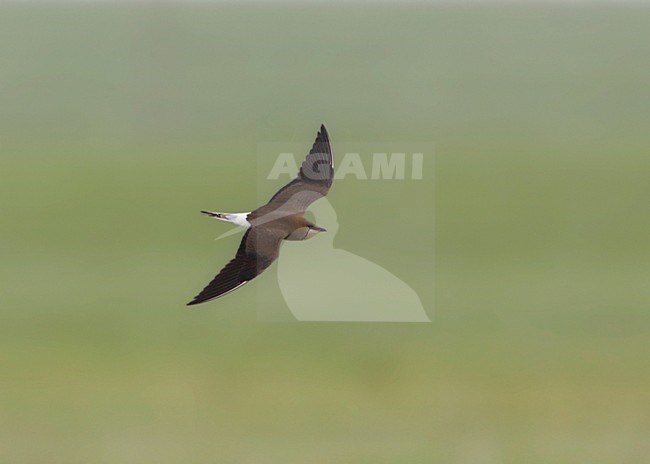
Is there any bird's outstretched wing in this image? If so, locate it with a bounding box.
[248,124,333,224]
[187,227,285,305]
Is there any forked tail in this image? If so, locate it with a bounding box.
[201,210,227,220]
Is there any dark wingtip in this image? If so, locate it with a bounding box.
[319,124,328,138]
[186,299,200,306]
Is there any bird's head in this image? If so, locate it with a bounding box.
[305,223,327,239]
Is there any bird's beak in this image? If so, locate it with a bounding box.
[314,226,327,232]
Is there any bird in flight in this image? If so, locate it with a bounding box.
[187,124,334,305]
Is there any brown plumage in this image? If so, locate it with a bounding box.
[187,124,333,305]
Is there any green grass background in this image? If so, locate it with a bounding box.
[1,3,649,463]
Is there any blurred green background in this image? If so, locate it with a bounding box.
[1,3,649,463]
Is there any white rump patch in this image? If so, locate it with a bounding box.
[210,212,251,228]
